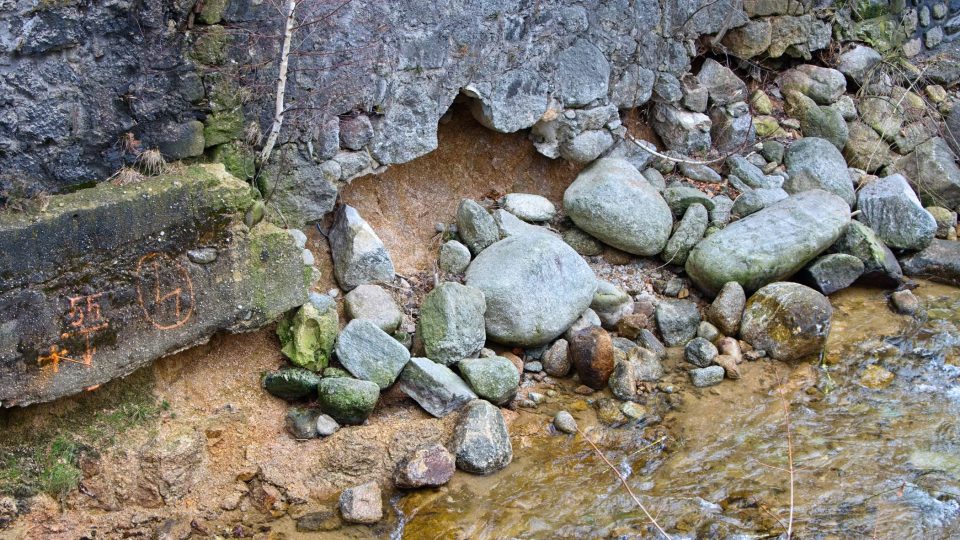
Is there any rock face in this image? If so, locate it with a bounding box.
[0,166,311,406]
[399,357,477,417]
[329,205,396,291]
[563,158,673,256]
[900,240,960,285]
[334,320,411,389]
[317,378,380,425]
[857,174,937,251]
[569,327,615,390]
[740,282,833,362]
[466,234,597,346]
[452,400,513,475]
[458,357,520,405]
[417,282,487,366]
[783,137,856,206]
[685,190,851,295]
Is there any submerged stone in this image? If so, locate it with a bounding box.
[740,282,833,362]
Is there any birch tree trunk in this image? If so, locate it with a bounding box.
[258,0,298,168]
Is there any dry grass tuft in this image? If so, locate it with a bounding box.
[136,148,166,176]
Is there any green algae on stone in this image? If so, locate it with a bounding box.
[277,302,338,372]
[458,357,520,405]
[198,0,229,24]
[213,141,257,182]
[317,377,379,425]
[418,282,487,366]
[204,109,244,148]
[263,368,322,400]
[190,25,230,66]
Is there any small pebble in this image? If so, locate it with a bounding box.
[519,399,537,408]
[523,361,543,373]
[554,411,578,434]
[574,385,595,395]
[528,392,546,404]
[621,402,647,420]
[316,414,341,436]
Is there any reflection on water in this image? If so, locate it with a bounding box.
[395,283,960,539]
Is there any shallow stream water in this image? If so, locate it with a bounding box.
[392,283,960,539]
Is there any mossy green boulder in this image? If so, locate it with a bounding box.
[277,302,338,372]
[263,368,322,401]
[418,282,486,366]
[317,377,379,425]
[740,282,833,362]
[458,357,520,405]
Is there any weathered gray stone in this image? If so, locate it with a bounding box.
[731,188,789,217]
[679,162,722,183]
[857,174,937,251]
[563,158,673,256]
[452,400,513,475]
[345,284,402,334]
[896,138,960,211]
[465,68,549,133]
[779,64,846,104]
[800,253,865,295]
[457,199,499,255]
[439,240,471,273]
[661,203,709,265]
[418,282,486,366]
[722,19,773,59]
[458,357,520,405]
[466,234,596,346]
[740,282,832,362]
[707,281,746,336]
[158,120,205,160]
[710,195,734,226]
[0,165,310,406]
[638,329,667,359]
[492,209,556,239]
[698,59,748,106]
[784,91,848,151]
[339,481,382,524]
[831,221,903,284]
[628,346,664,381]
[664,185,715,216]
[315,414,340,437]
[685,191,851,295]
[784,137,856,207]
[690,365,725,387]
[651,103,712,155]
[655,299,700,346]
[766,14,832,59]
[555,39,610,107]
[653,72,684,103]
[728,155,781,189]
[710,101,755,153]
[329,205,396,291]
[335,319,411,389]
[611,65,657,109]
[561,227,604,257]
[685,337,718,367]
[286,407,321,439]
[591,280,633,328]
[859,96,903,141]
[501,193,556,222]
[681,74,709,113]
[399,357,477,417]
[838,45,882,87]
[394,443,456,489]
[698,321,721,342]
[927,207,958,239]
[900,239,960,285]
[642,168,668,192]
[844,121,898,174]
[560,130,616,163]
[542,339,571,377]
[317,377,380,425]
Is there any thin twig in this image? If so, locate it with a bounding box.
[775,372,795,539]
[576,426,672,539]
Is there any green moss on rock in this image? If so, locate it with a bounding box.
[190,25,230,66]
[204,109,244,148]
[213,141,256,181]
[317,378,379,425]
[277,302,338,372]
[263,368,322,400]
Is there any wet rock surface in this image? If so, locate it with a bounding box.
[740,282,833,362]
[452,400,513,475]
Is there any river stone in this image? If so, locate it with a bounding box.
[707,282,746,336]
[466,234,596,346]
[900,239,960,285]
[661,203,709,265]
[565,308,602,340]
[393,443,456,489]
[859,96,902,141]
[609,358,640,401]
[697,321,721,342]
[457,199,499,255]
[685,337,718,368]
[263,368,322,401]
[698,58,747,106]
[399,357,477,417]
[561,227,603,256]
[896,137,960,210]
[563,158,673,256]
[277,301,339,372]
[838,45,882,87]
[690,365,725,387]
[710,195,734,226]
[345,284,402,334]
[591,280,633,328]
[569,326,615,390]
[831,221,903,285]
[778,64,846,105]
[554,411,578,434]
[740,282,833,362]
[655,299,700,346]
[542,339,571,377]
[339,481,382,524]
[628,346,664,381]
[651,102,713,155]
[664,185,715,216]
[418,282,486,366]
[329,205,396,291]
[492,209,554,239]
[500,193,556,222]
[800,253,865,295]
[439,240,471,273]
[452,400,513,475]
[784,90,849,151]
[317,378,380,425]
[335,319,411,389]
[458,357,520,405]
[927,207,958,239]
[783,137,856,206]
[286,407,321,439]
[315,414,340,437]
[679,162,722,183]
[642,168,667,192]
[857,174,937,251]
[727,155,779,189]
[685,190,851,295]
[638,329,667,359]
[731,188,789,217]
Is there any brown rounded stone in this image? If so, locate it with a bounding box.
[569,326,615,390]
[393,442,455,489]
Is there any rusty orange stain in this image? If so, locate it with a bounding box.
[136,252,195,330]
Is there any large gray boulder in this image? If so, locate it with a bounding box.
[398,357,477,417]
[452,400,513,475]
[334,319,411,389]
[563,158,673,256]
[698,58,747,106]
[857,174,937,251]
[896,137,960,211]
[837,45,882,87]
[784,137,856,206]
[900,239,960,286]
[418,282,487,366]
[685,190,851,295]
[466,234,596,346]
[329,205,396,291]
[831,221,903,285]
[740,282,833,362]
